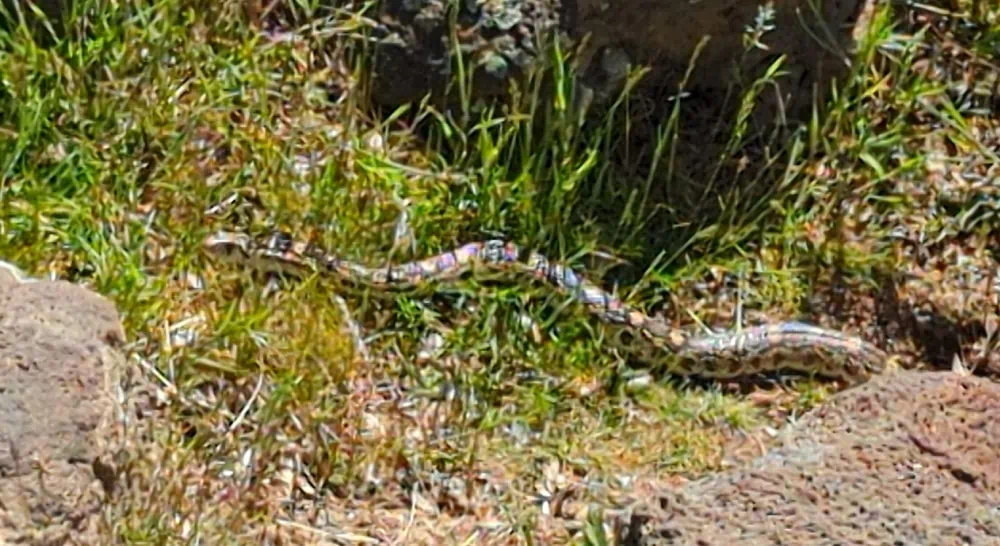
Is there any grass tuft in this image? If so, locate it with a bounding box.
[1,0,998,543]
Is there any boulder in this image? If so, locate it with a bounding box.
[363,0,566,107]
[573,0,881,119]
[0,264,125,545]
[614,369,1000,544]
[360,0,880,124]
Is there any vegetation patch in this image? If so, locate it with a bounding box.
[0,0,997,543]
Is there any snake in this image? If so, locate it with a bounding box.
[202,228,894,384]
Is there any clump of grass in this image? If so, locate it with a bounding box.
[2,0,998,543]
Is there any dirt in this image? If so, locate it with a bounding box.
[612,369,1000,545]
[0,267,125,545]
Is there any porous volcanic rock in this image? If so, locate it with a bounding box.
[614,370,1000,545]
[0,266,125,545]
[358,0,566,107]
[358,0,880,123]
[573,0,881,118]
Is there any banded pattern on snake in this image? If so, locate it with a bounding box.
[203,229,893,384]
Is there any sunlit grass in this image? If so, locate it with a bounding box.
[1,0,997,543]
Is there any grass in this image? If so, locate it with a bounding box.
[1,0,998,543]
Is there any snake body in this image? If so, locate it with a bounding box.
[203,230,892,383]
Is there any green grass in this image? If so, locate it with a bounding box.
[1,0,998,544]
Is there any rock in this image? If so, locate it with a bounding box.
[350,0,879,124]
[327,0,884,217]
[363,0,566,107]
[0,265,126,545]
[614,370,1000,545]
[574,0,881,120]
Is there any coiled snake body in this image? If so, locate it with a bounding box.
[203,229,893,384]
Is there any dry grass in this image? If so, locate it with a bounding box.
[0,0,998,543]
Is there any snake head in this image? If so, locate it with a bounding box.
[202,231,253,264]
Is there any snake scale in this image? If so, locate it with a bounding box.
[203,227,893,384]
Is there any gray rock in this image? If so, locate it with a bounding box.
[364,0,565,107]
[0,267,125,545]
[359,0,879,126]
[613,370,1000,545]
[573,0,881,120]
